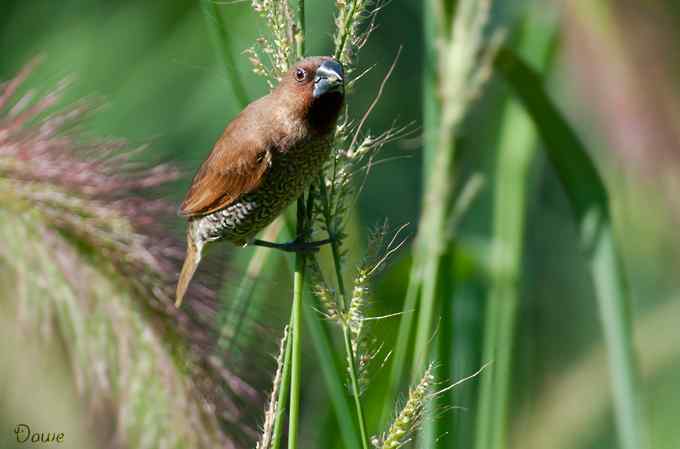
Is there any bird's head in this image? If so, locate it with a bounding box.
[276,57,345,133]
[285,57,344,98]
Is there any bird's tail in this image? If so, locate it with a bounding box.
[175,228,203,308]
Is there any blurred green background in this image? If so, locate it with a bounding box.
[2,1,680,449]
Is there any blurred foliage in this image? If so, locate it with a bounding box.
[2,0,680,449]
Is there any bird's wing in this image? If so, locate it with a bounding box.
[179,119,272,217]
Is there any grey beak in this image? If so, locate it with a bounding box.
[313,59,344,98]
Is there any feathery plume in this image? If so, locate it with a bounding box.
[0,62,260,449]
[246,0,297,87]
[256,326,290,449]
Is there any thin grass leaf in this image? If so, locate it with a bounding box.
[303,297,363,449]
[495,46,647,449]
[217,219,284,358]
[383,0,500,433]
[475,10,557,449]
[201,0,250,107]
[288,2,307,446]
[515,298,680,449]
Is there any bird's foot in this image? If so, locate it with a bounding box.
[250,237,334,254]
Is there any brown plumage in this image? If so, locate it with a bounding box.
[175,57,345,307]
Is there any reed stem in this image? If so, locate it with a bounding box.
[288,1,307,446]
[495,45,647,449]
[288,222,305,449]
[317,179,371,449]
[334,0,360,61]
[303,298,363,449]
[342,326,370,449]
[200,0,249,107]
[476,13,555,449]
[296,0,305,57]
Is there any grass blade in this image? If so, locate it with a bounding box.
[288,229,305,449]
[384,0,499,438]
[200,0,249,107]
[289,1,307,446]
[475,10,557,449]
[496,46,647,449]
[303,299,363,449]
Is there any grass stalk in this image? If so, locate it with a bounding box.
[381,0,442,423]
[382,256,422,424]
[341,325,370,449]
[200,0,249,107]
[384,0,496,432]
[317,179,371,449]
[303,298,363,449]
[334,0,360,61]
[218,220,284,355]
[287,2,307,447]
[296,0,305,56]
[277,214,363,449]
[431,251,456,449]
[288,227,305,449]
[475,11,556,449]
[495,46,647,449]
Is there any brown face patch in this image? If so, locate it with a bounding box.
[281,57,336,90]
[273,57,343,124]
[286,58,321,98]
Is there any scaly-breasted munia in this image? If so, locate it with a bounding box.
[175,57,345,307]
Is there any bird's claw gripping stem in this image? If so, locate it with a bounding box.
[251,237,335,253]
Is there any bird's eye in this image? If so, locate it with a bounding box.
[295,68,306,82]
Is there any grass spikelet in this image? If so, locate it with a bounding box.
[347,220,389,350]
[316,117,413,258]
[375,363,435,449]
[348,265,369,346]
[316,49,413,256]
[310,260,340,321]
[438,0,502,132]
[345,221,408,392]
[333,0,383,72]
[247,0,298,86]
[256,326,290,449]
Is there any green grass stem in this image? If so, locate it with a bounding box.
[218,221,284,356]
[381,0,440,426]
[287,3,307,447]
[385,3,495,433]
[200,0,249,107]
[341,325,370,449]
[317,178,371,449]
[303,298,363,449]
[382,257,421,425]
[296,0,305,57]
[334,0,360,62]
[288,226,305,449]
[277,215,363,449]
[475,11,556,449]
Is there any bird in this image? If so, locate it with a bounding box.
[175,56,345,307]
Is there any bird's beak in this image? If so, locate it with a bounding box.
[313,60,344,98]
